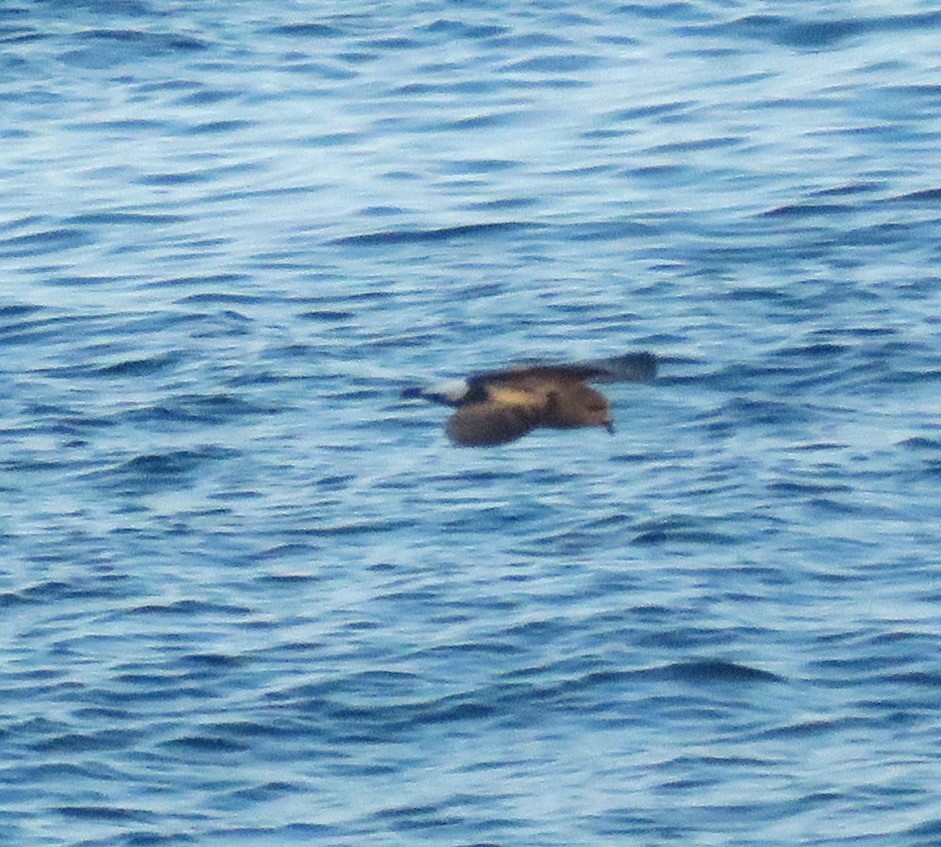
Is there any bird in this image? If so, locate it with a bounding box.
[401,351,657,446]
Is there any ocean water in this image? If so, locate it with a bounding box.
[3,1,941,845]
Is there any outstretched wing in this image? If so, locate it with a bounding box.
[446,401,542,446]
[469,351,656,388]
[575,351,657,383]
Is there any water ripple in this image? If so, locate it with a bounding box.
[3,2,941,845]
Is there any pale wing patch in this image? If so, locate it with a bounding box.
[485,384,548,407]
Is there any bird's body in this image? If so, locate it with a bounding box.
[402,351,656,446]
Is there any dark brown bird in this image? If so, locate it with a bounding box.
[402,351,656,446]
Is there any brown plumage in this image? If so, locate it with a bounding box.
[402,351,656,447]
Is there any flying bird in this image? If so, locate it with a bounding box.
[402,351,657,446]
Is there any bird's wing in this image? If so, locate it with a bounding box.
[401,381,470,407]
[446,401,543,446]
[468,351,656,388]
[576,351,657,383]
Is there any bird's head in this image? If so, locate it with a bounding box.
[583,393,615,434]
[546,384,614,433]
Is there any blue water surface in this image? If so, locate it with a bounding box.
[3,1,941,845]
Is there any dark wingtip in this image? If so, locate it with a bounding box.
[582,351,658,383]
[620,351,657,381]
